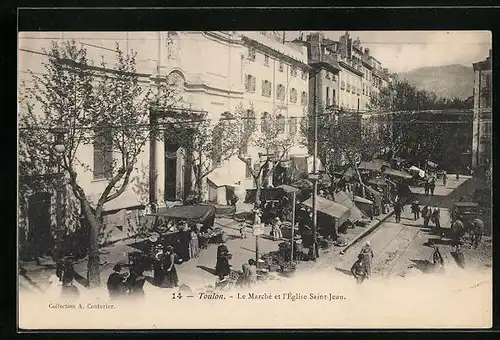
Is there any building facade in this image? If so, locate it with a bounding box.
[303,31,393,113]
[472,49,492,168]
[18,31,311,246]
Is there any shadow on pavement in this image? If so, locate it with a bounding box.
[451,251,466,269]
[424,237,452,247]
[334,267,353,277]
[197,265,217,276]
[73,270,90,288]
[410,259,435,273]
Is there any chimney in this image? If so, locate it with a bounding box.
[364,48,370,55]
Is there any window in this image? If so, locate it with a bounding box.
[290,88,298,103]
[301,91,308,105]
[279,61,284,72]
[261,112,269,133]
[245,74,256,93]
[326,71,330,79]
[247,47,256,61]
[277,84,286,100]
[301,69,308,80]
[262,80,272,97]
[93,127,113,179]
[289,117,297,135]
[291,66,297,77]
[346,83,351,92]
[277,114,286,134]
[326,87,330,106]
[264,55,270,66]
[341,81,346,90]
[245,157,252,178]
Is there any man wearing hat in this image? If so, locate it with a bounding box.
[351,253,367,284]
[107,264,128,299]
[152,244,166,286]
[359,240,374,278]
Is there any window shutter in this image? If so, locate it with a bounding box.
[252,76,256,92]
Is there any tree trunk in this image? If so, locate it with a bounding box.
[80,198,101,288]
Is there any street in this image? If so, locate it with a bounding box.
[312,174,491,279]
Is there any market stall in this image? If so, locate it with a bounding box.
[302,196,350,240]
[134,205,220,262]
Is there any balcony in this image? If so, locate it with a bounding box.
[309,52,341,72]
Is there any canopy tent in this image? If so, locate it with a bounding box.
[154,205,216,224]
[408,166,426,178]
[333,191,365,222]
[353,195,373,204]
[302,196,350,226]
[383,168,413,179]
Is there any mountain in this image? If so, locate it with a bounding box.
[397,64,474,100]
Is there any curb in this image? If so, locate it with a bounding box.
[340,210,395,255]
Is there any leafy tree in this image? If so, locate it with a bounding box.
[19,41,176,287]
[300,107,392,196]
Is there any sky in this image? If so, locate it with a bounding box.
[288,31,492,73]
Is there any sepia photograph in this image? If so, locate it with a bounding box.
[17,29,492,329]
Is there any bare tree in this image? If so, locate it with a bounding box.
[19,40,177,287]
[234,104,296,209]
[159,110,242,203]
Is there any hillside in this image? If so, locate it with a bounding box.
[398,64,474,100]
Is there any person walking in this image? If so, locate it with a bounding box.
[424,180,430,196]
[359,240,374,278]
[429,178,436,196]
[442,171,447,186]
[351,254,367,284]
[411,200,421,220]
[431,205,441,229]
[394,200,403,223]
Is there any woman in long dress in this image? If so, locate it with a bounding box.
[153,244,166,286]
[162,246,179,288]
[215,243,231,278]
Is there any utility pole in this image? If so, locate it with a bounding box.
[149,31,161,211]
[311,69,319,260]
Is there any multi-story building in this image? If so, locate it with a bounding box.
[295,32,341,114]
[472,49,492,168]
[18,31,310,248]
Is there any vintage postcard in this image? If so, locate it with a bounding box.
[18,30,492,329]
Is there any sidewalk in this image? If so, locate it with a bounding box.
[19,215,282,292]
